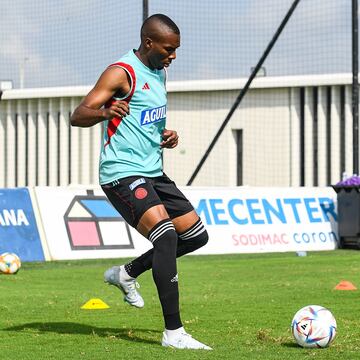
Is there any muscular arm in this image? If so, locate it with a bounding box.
[70,66,131,127]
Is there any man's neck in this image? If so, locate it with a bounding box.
[134,49,153,69]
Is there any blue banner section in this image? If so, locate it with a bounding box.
[80,199,120,218]
[0,188,45,262]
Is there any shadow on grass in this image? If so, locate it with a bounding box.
[281,342,301,348]
[4,322,161,345]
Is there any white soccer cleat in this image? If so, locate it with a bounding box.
[162,330,212,350]
[104,265,144,308]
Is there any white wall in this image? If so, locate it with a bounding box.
[0,74,356,187]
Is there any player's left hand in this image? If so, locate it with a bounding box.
[161,129,179,148]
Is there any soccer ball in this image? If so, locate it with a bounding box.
[0,252,21,274]
[291,305,337,348]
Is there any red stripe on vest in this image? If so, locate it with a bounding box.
[104,62,136,146]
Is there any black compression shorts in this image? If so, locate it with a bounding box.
[101,174,194,228]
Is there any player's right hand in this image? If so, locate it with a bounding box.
[103,100,130,119]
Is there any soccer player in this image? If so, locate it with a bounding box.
[70,14,211,350]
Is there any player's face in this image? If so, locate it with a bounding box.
[148,32,180,70]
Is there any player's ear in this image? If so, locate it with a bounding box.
[144,37,153,49]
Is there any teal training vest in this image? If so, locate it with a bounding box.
[99,50,167,184]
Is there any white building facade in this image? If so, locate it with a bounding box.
[0,74,356,188]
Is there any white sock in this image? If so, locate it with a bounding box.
[165,327,186,340]
[120,265,134,281]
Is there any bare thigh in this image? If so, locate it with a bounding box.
[171,210,199,233]
[136,204,170,238]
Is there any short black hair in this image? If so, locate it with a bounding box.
[141,14,180,37]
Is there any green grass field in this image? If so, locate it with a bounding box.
[1,250,360,359]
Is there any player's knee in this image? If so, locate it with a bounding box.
[153,231,178,254]
[149,219,178,254]
[196,229,209,248]
[187,229,208,251]
[179,219,208,250]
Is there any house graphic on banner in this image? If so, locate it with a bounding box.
[64,190,133,250]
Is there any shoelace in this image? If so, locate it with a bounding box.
[126,280,140,297]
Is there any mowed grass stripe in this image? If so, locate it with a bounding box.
[0,250,360,359]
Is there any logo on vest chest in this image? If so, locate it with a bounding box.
[140,105,166,125]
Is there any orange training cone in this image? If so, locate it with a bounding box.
[334,280,357,291]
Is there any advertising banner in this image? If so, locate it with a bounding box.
[183,187,338,254]
[34,186,338,260]
[0,188,45,262]
[34,187,152,260]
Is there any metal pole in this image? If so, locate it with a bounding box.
[352,0,359,174]
[187,0,302,185]
[143,0,149,22]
